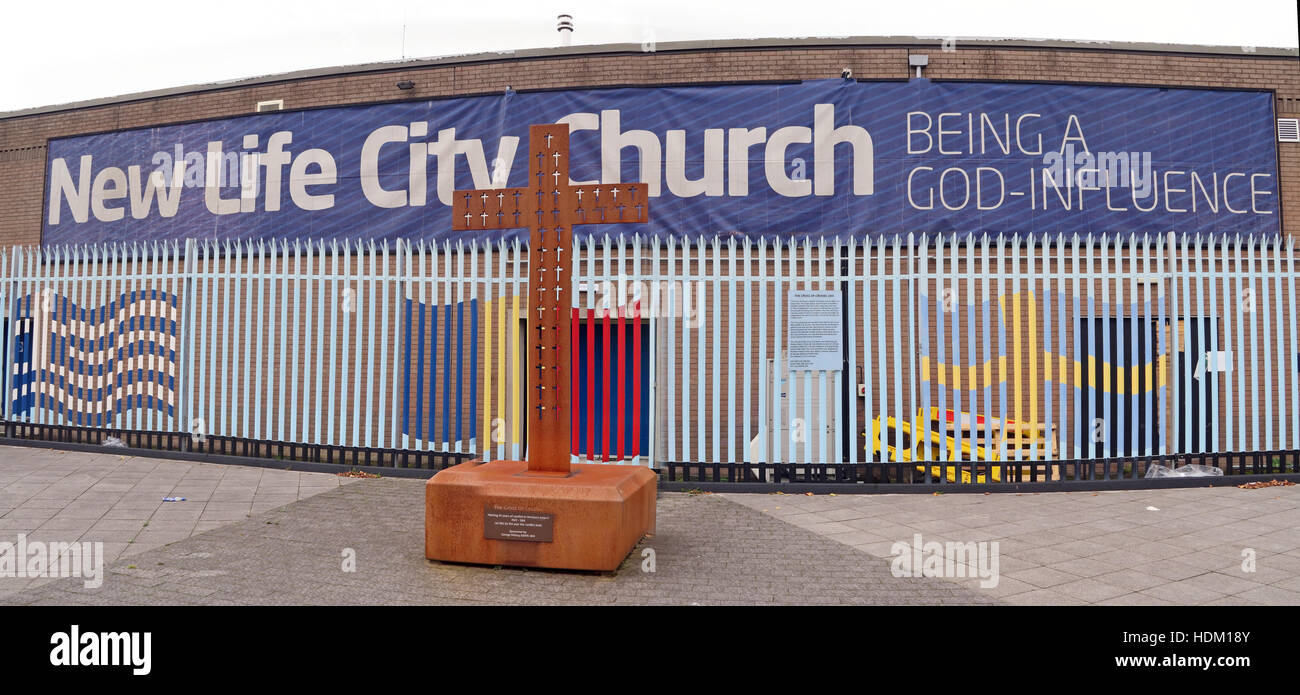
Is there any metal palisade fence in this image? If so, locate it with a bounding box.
[2,233,1299,484]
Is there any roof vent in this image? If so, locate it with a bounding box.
[256,99,284,113]
[557,14,573,46]
[1279,118,1300,143]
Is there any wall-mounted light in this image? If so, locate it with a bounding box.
[396,80,415,90]
[909,54,928,78]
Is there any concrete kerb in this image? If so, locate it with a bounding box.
[9,438,1300,494]
[0,438,436,479]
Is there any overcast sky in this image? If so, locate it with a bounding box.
[2,0,1296,113]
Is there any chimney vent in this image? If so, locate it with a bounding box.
[557,14,573,46]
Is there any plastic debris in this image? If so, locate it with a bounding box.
[102,436,125,448]
[1144,463,1224,479]
[162,497,187,502]
[1145,506,1160,511]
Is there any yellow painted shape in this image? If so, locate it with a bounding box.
[1131,345,1140,400]
[1028,290,1039,444]
[511,294,523,446]
[1012,292,1024,438]
[926,351,1165,394]
[868,414,1002,483]
[480,295,528,449]
[497,293,508,449]
[482,293,492,453]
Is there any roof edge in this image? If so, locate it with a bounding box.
[3,34,1297,120]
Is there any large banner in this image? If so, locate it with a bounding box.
[42,79,1280,245]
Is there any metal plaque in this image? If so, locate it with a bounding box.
[484,507,555,542]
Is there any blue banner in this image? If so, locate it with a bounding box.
[42,79,1280,245]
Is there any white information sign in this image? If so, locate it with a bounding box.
[787,290,842,371]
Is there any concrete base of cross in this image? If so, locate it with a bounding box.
[425,460,656,572]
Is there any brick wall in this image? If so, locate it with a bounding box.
[1,43,1297,247]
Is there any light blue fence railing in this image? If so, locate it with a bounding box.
[2,233,1297,469]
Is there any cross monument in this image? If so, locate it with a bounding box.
[427,123,657,572]
[450,123,650,473]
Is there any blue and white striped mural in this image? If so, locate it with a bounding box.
[9,288,180,426]
[400,296,478,450]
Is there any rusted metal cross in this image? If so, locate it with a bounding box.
[452,123,651,474]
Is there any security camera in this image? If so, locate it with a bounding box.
[841,67,852,79]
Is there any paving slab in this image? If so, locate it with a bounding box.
[3,481,996,606]
[722,484,1300,605]
[5,444,1299,605]
[0,445,353,599]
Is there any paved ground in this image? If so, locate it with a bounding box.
[0,445,354,597]
[1,446,1297,605]
[723,486,1300,605]
[1,474,992,606]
